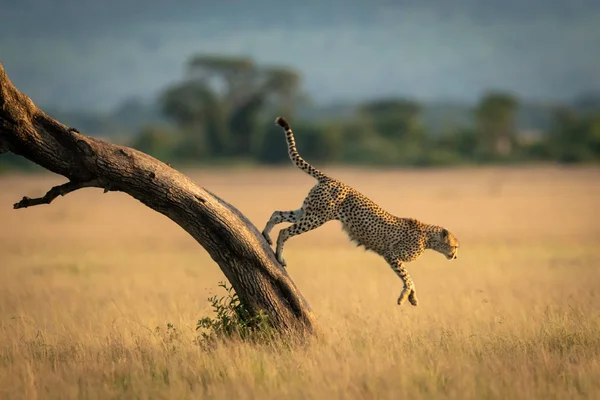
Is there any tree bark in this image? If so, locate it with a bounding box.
[0,61,318,337]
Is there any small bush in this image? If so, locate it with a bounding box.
[196,282,273,345]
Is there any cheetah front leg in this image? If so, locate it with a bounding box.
[386,257,419,306]
[262,209,304,245]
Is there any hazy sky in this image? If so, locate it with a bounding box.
[1,0,599,110]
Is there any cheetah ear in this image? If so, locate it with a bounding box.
[441,229,449,238]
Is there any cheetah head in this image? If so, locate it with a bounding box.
[429,227,460,260]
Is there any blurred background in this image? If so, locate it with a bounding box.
[1,0,599,171]
[1,3,600,397]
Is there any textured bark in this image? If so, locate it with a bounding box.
[0,61,318,336]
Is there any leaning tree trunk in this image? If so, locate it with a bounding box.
[0,61,318,337]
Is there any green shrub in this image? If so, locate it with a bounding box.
[196,282,273,345]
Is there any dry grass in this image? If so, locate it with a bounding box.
[1,165,599,399]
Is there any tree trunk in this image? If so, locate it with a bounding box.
[0,61,318,337]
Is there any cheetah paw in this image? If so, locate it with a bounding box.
[262,231,272,245]
[397,289,417,306]
[275,253,287,268]
[408,292,419,307]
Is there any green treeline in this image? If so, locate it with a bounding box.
[2,54,600,172]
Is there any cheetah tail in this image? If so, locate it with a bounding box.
[274,116,327,181]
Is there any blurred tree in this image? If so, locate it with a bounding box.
[160,81,230,158]
[434,127,478,160]
[262,66,301,117]
[160,54,302,159]
[130,125,177,162]
[358,98,423,142]
[186,54,256,108]
[256,121,290,165]
[229,91,266,157]
[474,91,519,158]
[589,114,600,154]
[338,116,387,164]
[256,120,343,165]
[355,97,426,165]
[546,106,600,163]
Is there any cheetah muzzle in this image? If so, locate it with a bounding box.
[262,116,460,306]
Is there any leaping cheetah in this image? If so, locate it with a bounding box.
[262,117,460,306]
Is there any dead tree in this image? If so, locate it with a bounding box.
[0,61,318,337]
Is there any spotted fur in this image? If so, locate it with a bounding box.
[262,117,460,306]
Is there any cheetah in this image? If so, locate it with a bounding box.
[262,117,460,306]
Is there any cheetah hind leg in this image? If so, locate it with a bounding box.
[262,209,303,245]
[388,258,419,306]
[275,215,326,267]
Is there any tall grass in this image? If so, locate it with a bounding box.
[1,166,599,399]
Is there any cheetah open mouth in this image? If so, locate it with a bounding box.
[447,249,458,260]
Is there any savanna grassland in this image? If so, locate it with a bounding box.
[0,166,599,400]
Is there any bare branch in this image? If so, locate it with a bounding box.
[13,179,102,209]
